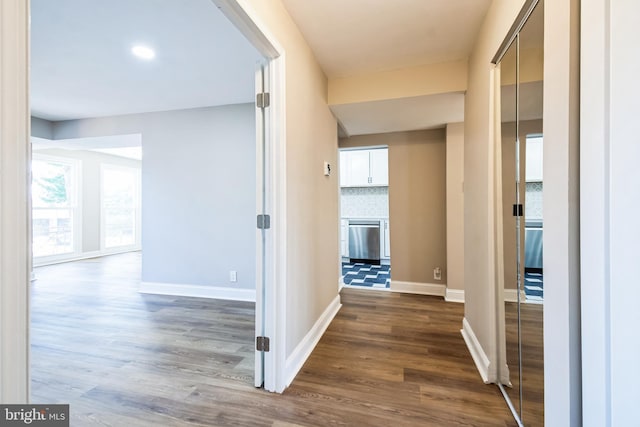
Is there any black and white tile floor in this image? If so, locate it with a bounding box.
[524,271,543,302]
[342,262,391,289]
[342,262,542,299]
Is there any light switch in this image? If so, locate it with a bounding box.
[323,161,331,176]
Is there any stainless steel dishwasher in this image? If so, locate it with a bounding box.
[348,220,380,262]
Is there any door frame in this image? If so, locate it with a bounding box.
[211,0,288,393]
[0,0,288,400]
[0,0,30,403]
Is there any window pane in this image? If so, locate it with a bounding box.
[103,166,139,248]
[32,160,73,208]
[32,209,74,257]
[32,157,77,258]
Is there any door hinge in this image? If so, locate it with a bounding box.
[512,204,524,217]
[257,214,271,230]
[256,336,270,352]
[256,92,270,108]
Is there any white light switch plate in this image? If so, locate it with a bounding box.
[323,161,331,176]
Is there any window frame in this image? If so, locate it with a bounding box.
[31,153,82,263]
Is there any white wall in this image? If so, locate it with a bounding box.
[581,0,640,425]
[544,0,582,425]
[53,104,257,291]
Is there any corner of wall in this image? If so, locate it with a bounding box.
[284,295,341,387]
[461,317,492,383]
[462,0,526,388]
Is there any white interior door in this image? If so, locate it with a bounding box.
[254,61,270,388]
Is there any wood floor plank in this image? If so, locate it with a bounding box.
[31,253,519,426]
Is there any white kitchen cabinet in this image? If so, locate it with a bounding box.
[339,152,348,187]
[344,150,370,186]
[369,148,389,186]
[340,219,349,258]
[339,148,388,187]
[383,219,391,258]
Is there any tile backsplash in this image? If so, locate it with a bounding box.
[526,181,543,220]
[341,187,389,218]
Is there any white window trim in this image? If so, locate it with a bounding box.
[32,153,83,265]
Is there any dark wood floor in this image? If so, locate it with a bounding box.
[31,253,517,426]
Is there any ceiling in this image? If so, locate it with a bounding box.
[33,0,499,136]
[501,81,544,123]
[31,0,262,121]
[332,93,465,136]
[280,0,492,79]
[281,0,492,136]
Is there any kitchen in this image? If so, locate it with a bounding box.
[337,128,449,298]
[339,146,391,289]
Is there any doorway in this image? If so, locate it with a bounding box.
[338,146,391,290]
[522,134,543,303]
[23,0,283,407]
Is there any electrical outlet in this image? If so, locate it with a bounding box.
[229,270,237,283]
[433,267,442,281]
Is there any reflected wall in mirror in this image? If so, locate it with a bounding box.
[496,0,544,425]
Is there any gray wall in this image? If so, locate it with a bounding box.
[53,104,256,290]
[31,117,53,139]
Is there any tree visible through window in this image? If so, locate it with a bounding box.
[32,156,77,258]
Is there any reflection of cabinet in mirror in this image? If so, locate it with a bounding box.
[494,0,544,425]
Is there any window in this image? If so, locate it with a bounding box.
[101,165,140,249]
[32,155,79,258]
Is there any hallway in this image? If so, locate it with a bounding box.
[31,254,515,426]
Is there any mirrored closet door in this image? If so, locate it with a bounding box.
[495,0,544,425]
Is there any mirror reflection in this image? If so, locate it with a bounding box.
[499,34,521,418]
[497,0,544,425]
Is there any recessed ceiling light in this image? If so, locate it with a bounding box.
[131,45,155,60]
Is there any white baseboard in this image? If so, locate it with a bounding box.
[504,289,527,303]
[445,288,465,303]
[461,317,491,384]
[34,247,141,267]
[391,280,446,297]
[284,294,342,387]
[139,281,256,302]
